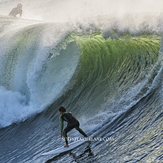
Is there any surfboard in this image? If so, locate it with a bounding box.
[41,140,88,156]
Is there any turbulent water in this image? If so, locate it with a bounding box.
[1,0,163,163]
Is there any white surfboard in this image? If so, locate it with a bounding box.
[41,140,88,156]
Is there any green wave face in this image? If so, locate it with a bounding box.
[62,34,161,115]
[0,20,161,127]
[79,34,160,86]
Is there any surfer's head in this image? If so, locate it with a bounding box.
[59,106,66,114]
[17,3,22,8]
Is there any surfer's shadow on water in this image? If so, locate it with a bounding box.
[70,144,94,159]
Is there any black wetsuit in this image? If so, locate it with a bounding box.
[60,112,87,144]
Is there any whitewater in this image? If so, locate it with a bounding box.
[1,0,163,163]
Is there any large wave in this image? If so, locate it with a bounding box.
[0,12,162,128]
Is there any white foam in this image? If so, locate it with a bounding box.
[0,21,80,128]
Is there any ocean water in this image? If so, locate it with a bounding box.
[1,0,163,163]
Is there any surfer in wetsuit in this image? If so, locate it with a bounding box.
[59,106,88,147]
[9,3,23,17]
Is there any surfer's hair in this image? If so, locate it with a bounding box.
[59,106,66,112]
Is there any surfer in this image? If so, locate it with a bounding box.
[59,106,88,147]
[9,3,23,17]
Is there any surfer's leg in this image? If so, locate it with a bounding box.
[63,126,74,147]
[63,129,69,146]
[63,130,68,145]
[75,123,88,137]
[76,127,88,137]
